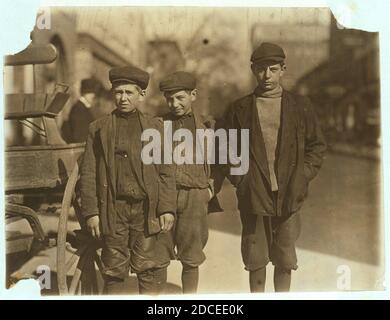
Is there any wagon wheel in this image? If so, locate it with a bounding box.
[57,162,104,295]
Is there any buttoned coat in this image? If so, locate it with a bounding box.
[80,110,176,236]
[162,112,221,211]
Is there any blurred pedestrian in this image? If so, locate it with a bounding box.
[64,78,102,143]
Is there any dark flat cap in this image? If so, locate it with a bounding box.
[109,65,149,90]
[159,71,196,92]
[251,42,286,64]
[81,78,102,94]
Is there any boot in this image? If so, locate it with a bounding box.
[104,276,124,295]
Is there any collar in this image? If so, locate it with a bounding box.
[254,85,283,98]
[167,112,193,121]
[79,96,92,109]
[114,108,138,119]
[179,112,193,121]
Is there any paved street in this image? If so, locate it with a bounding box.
[6,153,384,295]
[162,153,383,293]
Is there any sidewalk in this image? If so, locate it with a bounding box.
[328,142,380,161]
[178,228,384,294]
[6,153,383,296]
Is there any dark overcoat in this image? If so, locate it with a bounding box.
[219,90,327,216]
[80,110,176,236]
[66,100,95,143]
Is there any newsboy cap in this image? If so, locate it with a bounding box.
[80,78,102,95]
[251,42,286,64]
[159,71,196,92]
[109,65,149,90]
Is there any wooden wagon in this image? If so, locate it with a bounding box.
[5,43,104,295]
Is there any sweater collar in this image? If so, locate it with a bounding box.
[254,85,283,98]
[114,108,138,119]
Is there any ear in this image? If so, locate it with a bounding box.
[281,64,287,74]
[190,89,197,102]
[138,89,146,101]
[251,62,265,74]
[250,63,256,74]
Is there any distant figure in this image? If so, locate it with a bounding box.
[65,78,102,143]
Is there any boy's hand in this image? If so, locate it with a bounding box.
[159,213,175,232]
[86,215,101,239]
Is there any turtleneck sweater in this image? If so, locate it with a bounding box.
[255,85,283,192]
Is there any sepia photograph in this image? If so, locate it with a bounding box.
[2,4,384,297]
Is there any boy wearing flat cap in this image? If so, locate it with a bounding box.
[159,71,214,294]
[80,65,176,295]
[215,43,327,292]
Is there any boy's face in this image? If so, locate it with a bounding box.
[112,82,145,113]
[252,62,285,91]
[164,89,197,117]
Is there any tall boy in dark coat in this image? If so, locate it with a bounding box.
[216,43,326,292]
